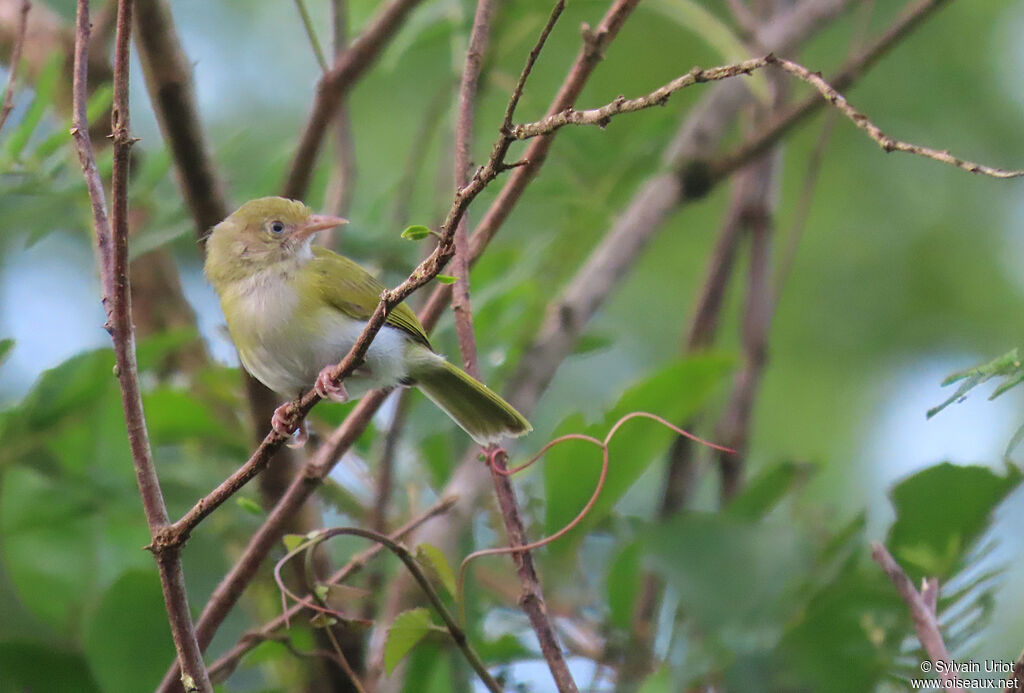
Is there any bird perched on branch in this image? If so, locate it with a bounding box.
[204,196,531,447]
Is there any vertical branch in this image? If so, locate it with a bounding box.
[323,0,358,244]
[70,1,211,691]
[713,154,778,502]
[0,0,28,133]
[451,2,578,690]
[449,0,494,376]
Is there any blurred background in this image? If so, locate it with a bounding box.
[2,0,1024,691]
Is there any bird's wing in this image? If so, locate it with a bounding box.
[309,246,432,349]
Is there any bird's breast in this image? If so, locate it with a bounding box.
[220,268,416,397]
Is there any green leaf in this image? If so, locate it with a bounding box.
[637,668,672,693]
[0,642,100,693]
[128,220,192,261]
[142,387,244,453]
[4,55,61,161]
[16,349,115,433]
[779,558,902,693]
[0,467,102,630]
[401,224,433,240]
[572,333,615,356]
[543,355,732,557]
[472,633,530,663]
[236,496,264,516]
[415,543,457,598]
[929,348,1023,418]
[86,83,115,123]
[644,513,809,631]
[310,613,339,628]
[283,534,307,553]
[84,571,176,693]
[384,607,434,675]
[607,540,642,630]
[726,460,813,520]
[886,462,1022,578]
[435,274,458,284]
[0,338,13,367]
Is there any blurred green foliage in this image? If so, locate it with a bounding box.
[2,0,1024,691]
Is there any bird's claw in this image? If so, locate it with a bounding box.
[272,402,308,448]
[315,367,350,403]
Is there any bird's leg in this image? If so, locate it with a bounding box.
[272,399,308,448]
[315,365,350,403]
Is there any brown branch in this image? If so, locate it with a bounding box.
[322,0,357,239]
[0,0,27,133]
[870,543,964,692]
[283,0,428,200]
[449,0,495,379]
[361,390,409,620]
[713,154,778,502]
[70,2,211,691]
[767,55,1021,178]
[708,0,961,186]
[133,0,229,238]
[455,5,577,689]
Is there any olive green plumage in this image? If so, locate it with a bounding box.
[204,196,531,445]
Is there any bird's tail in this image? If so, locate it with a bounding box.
[411,359,531,445]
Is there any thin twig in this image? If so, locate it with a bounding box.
[707,0,963,186]
[283,0,428,200]
[322,0,357,240]
[454,4,578,690]
[276,527,504,693]
[870,543,964,693]
[508,58,767,139]
[70,1,211,691]
[0,0,28,133]
[294,0,329,72]
[508,53,1022,179]
[207,497,456,683]
[133,0,229,238]
[450,0,495,379]
[767,54,1021,178]
[362,390,409,620]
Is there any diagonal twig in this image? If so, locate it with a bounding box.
[871,543,964,693]
[509,53,1022,179]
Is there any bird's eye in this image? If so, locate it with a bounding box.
[270,221,285,234]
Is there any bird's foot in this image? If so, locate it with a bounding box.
[272,401,308,448]
[315,366,350,403]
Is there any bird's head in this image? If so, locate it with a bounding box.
[204,197,347,286]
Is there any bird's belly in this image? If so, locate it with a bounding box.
[233,310,412,398]
[312,312,413,396]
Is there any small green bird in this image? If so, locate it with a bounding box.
[204,196,531,446]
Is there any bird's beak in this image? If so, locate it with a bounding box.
[294,214,348,242]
